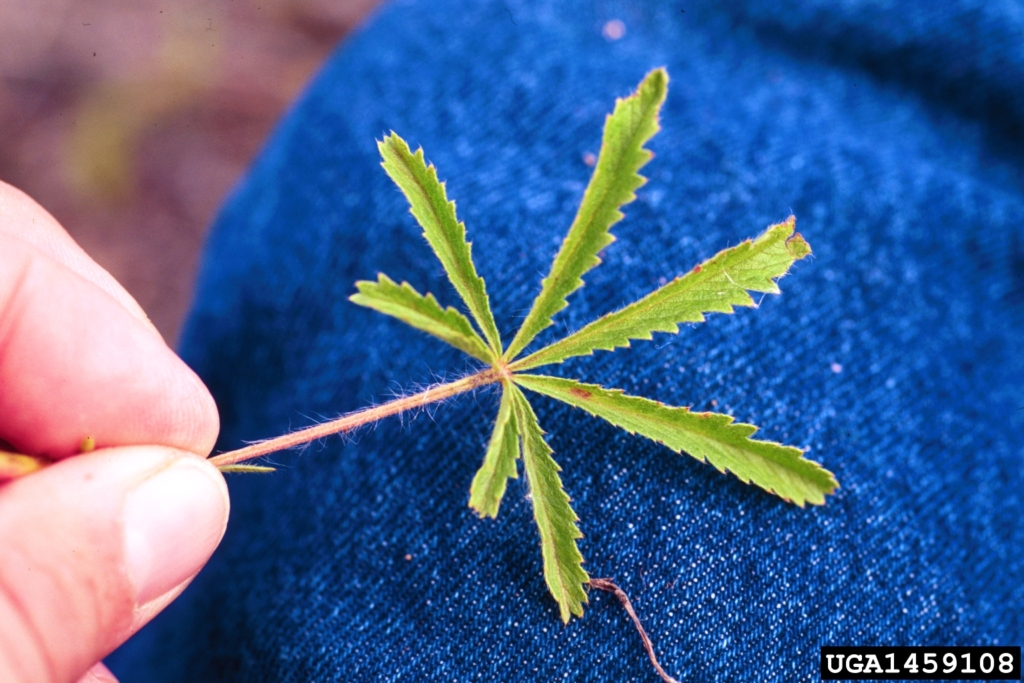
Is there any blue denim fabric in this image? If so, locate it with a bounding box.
[108,0,1024,680]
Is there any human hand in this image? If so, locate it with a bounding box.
[0,181,228,683]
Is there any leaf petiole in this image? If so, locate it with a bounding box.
[208,367,506,470]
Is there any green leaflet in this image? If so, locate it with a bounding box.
[511,218,810,371]
[218,465,277,473]
[378,133,503,355]
[514,374,838,506]
[503,68,668,361]
[468,381,520,518]
[350,273,494,363]
[508,383,589,622]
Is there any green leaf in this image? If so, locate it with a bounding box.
[378,133,503,356]
[350,273,493,363]
[514,374,838,507]
[511,218,810,371]
[468,381,520,518]
[508,383,589,622]
[503,68,669,361]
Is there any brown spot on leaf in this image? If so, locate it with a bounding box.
[569,387,592,399]
[693,264,702,273]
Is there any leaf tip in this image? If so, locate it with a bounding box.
[787,231,812,260]
[377,131,398,152]
[469,503,498,520]
[642,66,669,97]
[560,602,586,624]
[798,464,840,507]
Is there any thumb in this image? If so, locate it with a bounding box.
[0,446,229,683]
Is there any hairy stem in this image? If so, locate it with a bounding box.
[589,578,680,683]
[208,367,502,469]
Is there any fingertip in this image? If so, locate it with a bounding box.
[0,235,220,458]
[178,365,221,457]
[77,662,118,683]
[124,456,229,604]
[0,447,229,683]
[0,181,153,331]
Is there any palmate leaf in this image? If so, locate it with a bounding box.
[337,69,835,630]
[508,383,589,622]
[350,273,493,363]
[512,217,810,371]
[468,381,520,518]
[514,374,838,506]
[503,68,668,361]
[379,133,503,356]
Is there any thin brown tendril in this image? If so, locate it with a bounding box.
[589,577,680,683]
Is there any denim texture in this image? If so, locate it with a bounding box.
[108,0,1024,680]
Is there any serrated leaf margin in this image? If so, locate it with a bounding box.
[512,217,810,371]
[504,68,669,361]
[508,383,589,622]
[350,273,493,363]
[514,374,838,506]
[469,381,520,518]
[379,133,503,357]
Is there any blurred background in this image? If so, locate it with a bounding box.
[0,0,382,343]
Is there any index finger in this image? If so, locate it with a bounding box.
[0,181,154,331]
[0,206,218,460]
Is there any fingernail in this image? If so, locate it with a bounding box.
[123,461,229,604]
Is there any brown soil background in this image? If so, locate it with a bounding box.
[1,0,381,343]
